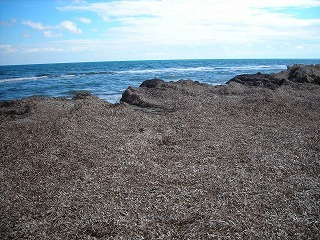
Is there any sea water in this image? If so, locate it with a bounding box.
[0,59,318,103]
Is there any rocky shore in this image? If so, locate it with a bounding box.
[1,64,319,239]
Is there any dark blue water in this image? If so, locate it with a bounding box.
[0,59,319,103]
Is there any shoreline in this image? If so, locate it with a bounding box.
[1,64,320,239]
[1,59,319,103]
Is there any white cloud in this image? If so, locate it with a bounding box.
[58,0,320,47]
[43,30,62,38]
[78,17,92,24]
[43,31,53,37]
[68,46,89,52]
[228,0,320,8]
[60,20,82,34]
[59,0,320,20]
[22,20,82,35]
[55,39,102,44]
[0,45,17,53]
[22,20,50,30]
[26,47,64,53]
[11,0,319,63]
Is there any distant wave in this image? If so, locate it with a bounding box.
[61,74,76,78]
[229,65,287,71]
[114,65,287,74]
[84,71,113,76]
[0,64,287,83]
[0,75,49,83]
[116,67,216,74]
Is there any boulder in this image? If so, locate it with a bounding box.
[139,78,165,88]
[120,86,150,107]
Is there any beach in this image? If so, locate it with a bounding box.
[1,65,320,239]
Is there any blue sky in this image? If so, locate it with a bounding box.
[0,0,320,65]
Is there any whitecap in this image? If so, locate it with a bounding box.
[0,75,48,83]
[115,67,218,74]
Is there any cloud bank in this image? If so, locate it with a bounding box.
[59,0,320,46]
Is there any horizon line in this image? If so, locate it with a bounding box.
[1,57,319,67]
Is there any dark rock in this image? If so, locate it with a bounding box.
[140,78,165,88]
[176,79,207,86]
[72,91,93,100]
[121,79,212,110]
[0,100,31,118]
[121,79,169,108]
[120,87,143,106]
[287,64,320,84]
[120,86,157,108]
[227,64,320,89]
[0,101,15,108]
[216,82,250,95]
[226,73,282,89]
[121,64,320,111]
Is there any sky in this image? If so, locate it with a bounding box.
[0,0,320,65]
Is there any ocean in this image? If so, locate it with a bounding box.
[0,59,319,103]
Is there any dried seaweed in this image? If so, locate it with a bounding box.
[1,82,320,239]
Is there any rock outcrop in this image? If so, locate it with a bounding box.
[227,64,320,89]
[121,64,320,110]
[120,79,212,110]
[286,64,320,84]
[226,72,285,89]
[139,78,165,88]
